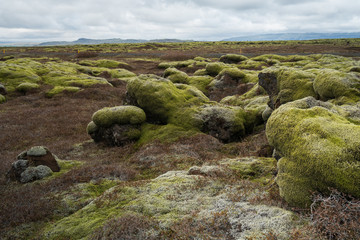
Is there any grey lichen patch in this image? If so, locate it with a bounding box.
[42,170,301,239]
[27,146,48,157]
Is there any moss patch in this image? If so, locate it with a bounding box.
[266,97,360,207]
[92,105,146,128]
[46,86,81,97]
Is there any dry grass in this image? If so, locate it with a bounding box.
[311,189,360,240]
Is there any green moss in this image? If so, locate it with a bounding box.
[48,159,84,180]
[0,94,5,103]
[46,86,81,97]
[78,59,129,68]
[252,54,288,62]
[222,157,277,184]
[218,67,246,80]
[86,121,98,135]
[188,76,213,94]
[266,97,360,207]
[313,69,360,102]
[137,123,200,145]
[261,67,318,105]
[126,75,209,123]
[16,82,40,93]
[193,69,208,76]
[205,62,229,76]
[163,67,189,84]
[219,54,248,63]
[0,59,42,92]
[158,60,195,69]
[92,105,146,128]
[237,59,267,70]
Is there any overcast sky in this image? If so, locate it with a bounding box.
[0,0,359,42]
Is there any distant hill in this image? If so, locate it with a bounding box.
[38,38,189,46]
[222,32,360,41]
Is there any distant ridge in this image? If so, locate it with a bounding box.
[38,38,190,46]
[222,32,360,41]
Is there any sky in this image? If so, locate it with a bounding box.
[0,0,359,42]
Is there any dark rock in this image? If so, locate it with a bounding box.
[6,160,29,181]
[0,83,7,95]
[90,124,141,146]
[256,145,274,157]
[258,72,280,109]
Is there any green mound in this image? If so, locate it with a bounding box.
[266,97,360,207]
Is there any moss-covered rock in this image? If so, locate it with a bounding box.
[194,105,249,142]
[219,54,248,64]
[92,106,146,128]
[42,170,300,240]
[266,97,360,207]
[0,58,42,92]
[205,62,229,76]
[78,59,129,68]
[259,67,317,109]
[158,60,195,69]
[16,82,40,94]
[313,69,360,102]
[0,94,6,103]
[46,86,81,97]
[188,75,213,95]
[163,67,189,84]
[126,75,209,124]
[88,106,146,146]
[221,157,277,184]
[193,69,208,76]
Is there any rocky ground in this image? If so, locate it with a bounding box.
[0,40,360,239]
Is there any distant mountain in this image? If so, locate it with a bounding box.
[222,32,360,41]
[38,38,189,46]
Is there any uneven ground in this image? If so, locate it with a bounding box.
[1,39,360,239]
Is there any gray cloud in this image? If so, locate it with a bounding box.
[0,0,359,42]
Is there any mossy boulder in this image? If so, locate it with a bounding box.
[163,67,189,84]
[205,62,229,76]
[0,94,5,103]
[88,106,146,146]
[219,54,248,64]
[0,59,42,92]
[92,106,146,128]
[46,86,81,97]
[188,76,213,95]
[194,105,253,143]
[259,67,317,109]
[266,97,360,207]
[126,75,209,124]
[16,82,40,94]
[313,69,360,102]
[78,59,129,68]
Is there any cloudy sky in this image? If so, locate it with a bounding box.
[0,0,359,42]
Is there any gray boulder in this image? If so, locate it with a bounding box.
[20,165,53,183]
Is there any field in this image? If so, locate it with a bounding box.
[1,39,360,239]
